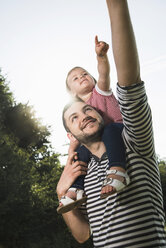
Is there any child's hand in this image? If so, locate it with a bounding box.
[95,35,109,57]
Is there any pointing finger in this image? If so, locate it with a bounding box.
[95,35,99,45]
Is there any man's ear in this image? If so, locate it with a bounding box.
[67,132,77,142]
[72,92,77,98]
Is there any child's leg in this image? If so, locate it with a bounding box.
[57,145,90,214]
[71,145,91,190]
[101,123,130,197]
[102,123,126,170]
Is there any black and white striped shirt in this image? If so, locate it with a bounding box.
[83,82,166,248]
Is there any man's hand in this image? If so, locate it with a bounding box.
[68,139,80,155]
[56,152,87,200]
[95,35,109,57]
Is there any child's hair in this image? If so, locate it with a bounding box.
[66,66,97,92]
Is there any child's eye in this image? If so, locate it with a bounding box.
[83,72,88,76]
[73,77,78,81]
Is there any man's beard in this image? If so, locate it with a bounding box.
[73,120,104,145]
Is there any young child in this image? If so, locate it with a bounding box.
[57,36,130,214]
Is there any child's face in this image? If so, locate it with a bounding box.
[67,68,95,97]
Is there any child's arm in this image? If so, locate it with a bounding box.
[95,35,110,92]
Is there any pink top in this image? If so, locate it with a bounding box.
[86,85,123,125]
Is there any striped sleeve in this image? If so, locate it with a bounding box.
[81,82,166,248]
[117,82,155,158]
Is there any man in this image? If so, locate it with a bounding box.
[57,0,166,247]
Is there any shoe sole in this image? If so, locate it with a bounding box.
[57,196,87,214]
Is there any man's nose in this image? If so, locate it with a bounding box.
[80,112,88,121]
[82,114,91,123]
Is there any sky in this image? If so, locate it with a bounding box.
[0,0,166,164]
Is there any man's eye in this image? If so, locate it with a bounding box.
[72,116,77,122]
[85,107,92,112]
[73,77,78,81]
[83,72,88,76]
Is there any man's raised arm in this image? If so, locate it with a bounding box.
[106,0,141,86]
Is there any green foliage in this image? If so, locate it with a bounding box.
[5,104,50,150]
[159,159,166,214]
[0,71,93,248]
[0,72,14,128]
[0,132,33,247]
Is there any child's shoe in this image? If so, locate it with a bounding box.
[101,169,130,198]
[57,187,86,214]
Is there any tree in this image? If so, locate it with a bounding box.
[158,158,166,215]
[0,70,93,248]
[0,134,33,247]
[0,71,57,247]
[5,104,50,150]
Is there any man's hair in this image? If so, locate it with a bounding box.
[66,66,97,92]
[62,98,84,132]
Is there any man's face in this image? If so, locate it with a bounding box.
[64,101,104,144]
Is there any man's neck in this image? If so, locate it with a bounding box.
[84,141,106,159]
